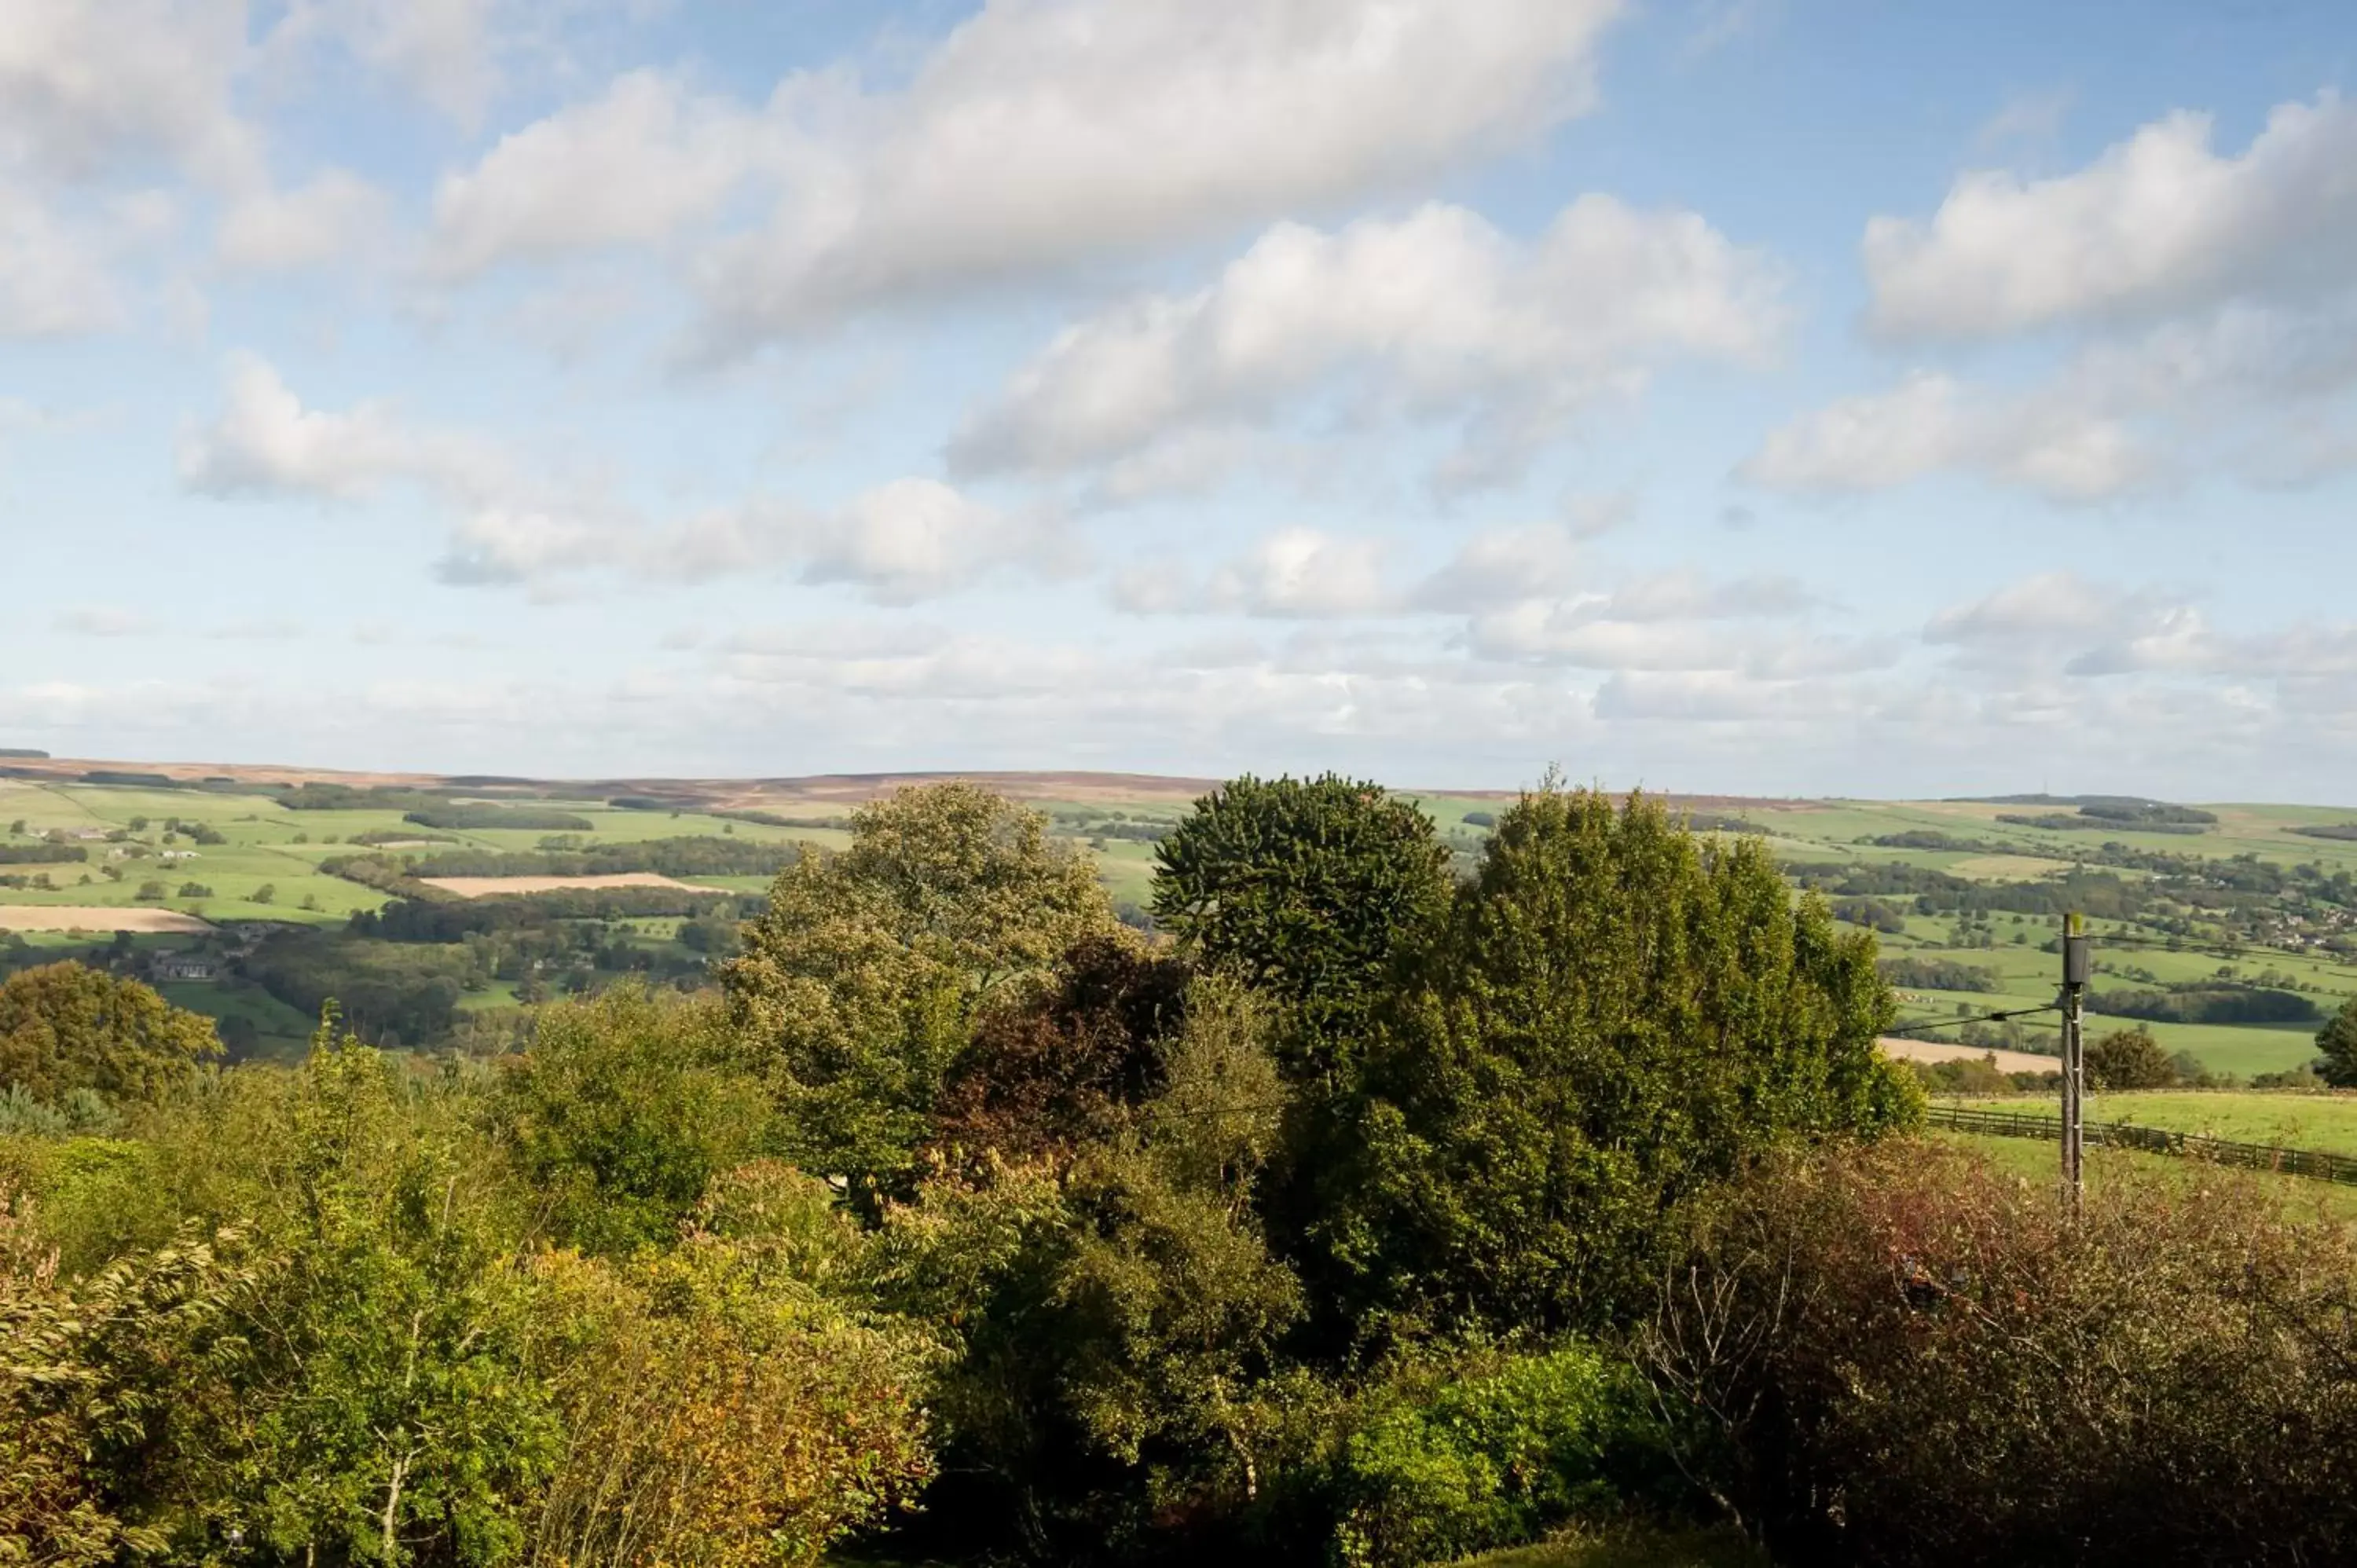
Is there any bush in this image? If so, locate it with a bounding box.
[1645,1140,2357,1566]
[2084,1025,2177,1090]
[1326,1344,1671,1568]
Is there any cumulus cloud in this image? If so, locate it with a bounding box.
[1741,371,2150,501]
[432,479,1063,605]
[952,197,1782,496]
[1114,528,1392,618]
[1463,570,1840,672]
[426,0,1622,335]
[427,69,778,279]
[1410,524,1587,613]
[1867,93,2357,341]
[1758,93,2357,502]
[0,0,258,184]
[178,352,509,500]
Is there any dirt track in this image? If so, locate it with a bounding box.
[0,906,212,932]
[1879,1036,2062,1075]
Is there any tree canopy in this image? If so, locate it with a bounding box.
[1151,774,1450,1079]
[0,962,222,1105]
[721,782,1116,1190]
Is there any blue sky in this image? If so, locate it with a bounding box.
[5,0,2357,798]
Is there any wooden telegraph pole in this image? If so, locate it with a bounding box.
[2061,914,2089,1212]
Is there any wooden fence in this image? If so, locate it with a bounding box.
[1925,1103,2357,1187]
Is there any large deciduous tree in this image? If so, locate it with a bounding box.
[0,962,221,1105]
[722,782,1116,1192]
[1151,775,1450,1083]
[1321,786,1919,1340]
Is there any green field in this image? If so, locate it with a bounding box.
[1934,1129,2357,1222]
[1955,1089,2357,1156]
[10,771,2357,1073]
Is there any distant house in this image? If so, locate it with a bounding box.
[159,849,200,862]
[150,952,217,982]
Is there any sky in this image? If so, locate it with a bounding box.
[4,0,2357,799]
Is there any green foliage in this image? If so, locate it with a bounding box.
[867,979,1303,1559]
[0,1189,250,1568]
[494,985,776,1253]
[1326,1345,1666,1568]
[1152,775,1450,1079]
[401,837,799,879]
[1325,787,1917,1339]
[402,805,596,832]
[2315,995,2357,1086]
[523,1163,937,1568]
[212,1033,560,1566]
[0,962,222,1105]
[723,782,1115,1192]
[2085,1025,2179,1090]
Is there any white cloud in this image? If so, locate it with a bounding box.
[432,478,1060,605]
[1740,370,2150,501]
[214,169,389,271]
[953,197,1781,496]
[1410,524,1586,613]
[431,0,1623,334]
[1463,572,1835,672]
[1867,93,2357,341]
[427,69,776,279]
[1114,527,1392,619]
[178,352,508,500]
[0,0,258,184]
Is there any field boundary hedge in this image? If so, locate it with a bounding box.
[1926,1102,2357,1186]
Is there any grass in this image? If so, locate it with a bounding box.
[1932,1129,2357,1222]
[1955,1088,2357,1156]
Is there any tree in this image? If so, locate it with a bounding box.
[1323,786,1919,1340]
[721,782,1116,1192]
[929,934,1192,1163]
[253,883,277,906]
[1151,775,1450,1082]
[869,978,1302,1556]
[202,1031,561,1566]
[494,985,776,1254]
[0,962,222,1104]
[2086,1026,2177,1090]
[2315,997,2357,1087]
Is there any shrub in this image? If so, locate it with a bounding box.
[1645,1139,2357,1566]
[1326,1344,1670,1568]
[525,1167,936,1568]
[2084,1025,2177,1090]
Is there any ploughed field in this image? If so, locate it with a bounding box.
[9,761,2357,1076]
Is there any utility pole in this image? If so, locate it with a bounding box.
[2060,913,2090,1213]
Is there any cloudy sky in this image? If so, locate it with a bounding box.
[4,0,2356,797]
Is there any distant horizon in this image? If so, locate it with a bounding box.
[5,747,2352,813]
